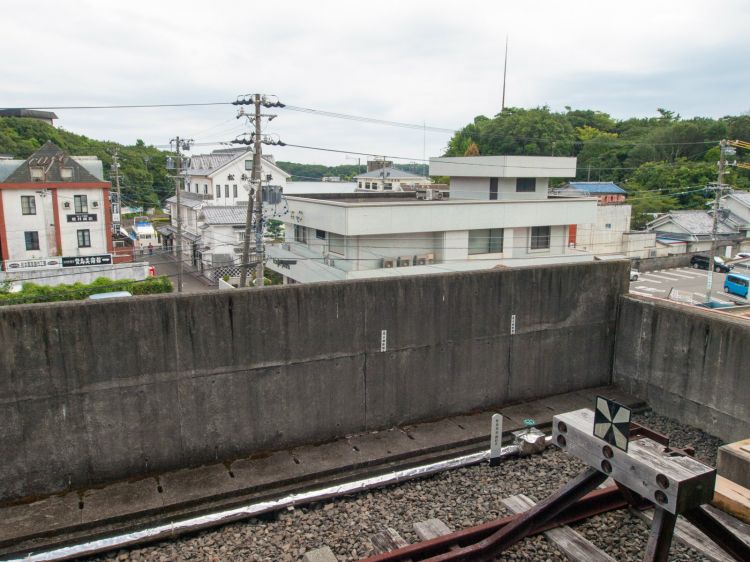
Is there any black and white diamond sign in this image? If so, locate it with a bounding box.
[593,396,631,452]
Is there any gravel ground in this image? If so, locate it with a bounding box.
[90,411,725,562]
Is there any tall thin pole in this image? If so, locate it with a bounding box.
[238,161,254,288]
[705,139,727,303]
[171,137,185,293]
[111,149,122,236]
[253,94,264,287]
[501,34,509,112]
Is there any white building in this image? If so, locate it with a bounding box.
[355,167,431,192]
[266,155,598,284]
[160,147,290,278]
[0,141,115,272]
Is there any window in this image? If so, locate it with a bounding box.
[61,167,73,180]
[194,183,198,192]
[74,194,88,213]
[468,229,503,255]
[516,178,536,193]
[315,229,326,240]
[489,178,498,200]
[329,233,345,255]
[24,231,39,250]
[77,229,91,248]
[239,231,245,241]
[605,223,612,229]
[366,182,371,189]
[225,185,229,198]
[358,182,362,189]
[216,185,221,198]
[204,184,208,195]
[530,226,551,250]
[294,224,307,243]
[384,183,393,190]
[233,185,238,198]
[30,167,44,181]
[21,195,36,215]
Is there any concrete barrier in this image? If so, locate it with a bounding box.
[0,261,628,503]
[614,296,750,442]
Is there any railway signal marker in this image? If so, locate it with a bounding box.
[593,396,631,452]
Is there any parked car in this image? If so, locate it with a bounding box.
[690,255,732,273]
[724,273,749,299]
[733,252,750,260]
[630,270,640,281]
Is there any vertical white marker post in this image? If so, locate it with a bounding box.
[490,413,503,466]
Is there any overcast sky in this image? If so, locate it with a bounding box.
[3,0,749,166]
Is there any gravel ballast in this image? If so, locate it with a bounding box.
[88,411,725,562]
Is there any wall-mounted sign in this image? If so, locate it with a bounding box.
[67,214,98,223]
[61,254,112,268]
[5,258,62,270]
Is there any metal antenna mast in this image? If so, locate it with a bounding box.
[501,34,509,112]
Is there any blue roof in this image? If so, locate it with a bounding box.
[567,182,626,195]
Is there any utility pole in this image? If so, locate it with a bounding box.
[232,93,285,288]
[169,136,192,293]
[705,139,727,303]
[252,95,265,287]
[111,149,122,236]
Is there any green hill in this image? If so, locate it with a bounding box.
[0,117,173,209]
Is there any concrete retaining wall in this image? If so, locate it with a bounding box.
[0,262,148,286]
[0,261,628,502]
[614,296,750,442]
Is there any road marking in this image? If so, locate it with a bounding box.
[661,271,697,279]
[636,278,662,284]
[676,269,706,277]
[630,290,654,297]
[712,297,733,304]
[644,273,683,281]
[635,286,662,292]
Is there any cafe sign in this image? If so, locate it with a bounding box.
[67,214,98,223]
[61,254,112,268]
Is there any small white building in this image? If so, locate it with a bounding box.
[128,218,157,255]
[0,141,115,273]
[355,167,431,192]
[267,155,598,284]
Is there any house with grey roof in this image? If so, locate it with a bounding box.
[646,210,744,255]
[160,147,290,276]
[0,109,58,126]
[354,166,430,192]
[719,191,750,239]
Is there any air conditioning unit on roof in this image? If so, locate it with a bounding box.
[397,256,412,267]
[382,258,396,268]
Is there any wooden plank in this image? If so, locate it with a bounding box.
[634,508,734,562]
[703,504,750,547]
[370,527,409,554]
[501,494,616,562]
[713,475,750,524]
[413,518,453,541]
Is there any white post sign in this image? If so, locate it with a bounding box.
[490,413,503,465]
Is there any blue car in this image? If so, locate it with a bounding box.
[724,274,749,299]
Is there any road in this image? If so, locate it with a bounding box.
[629,265,747,304]
[136,251,215,293]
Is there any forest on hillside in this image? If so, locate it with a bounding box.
[3,107,750,227]
[446,107,750,227]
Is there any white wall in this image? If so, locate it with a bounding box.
[2,189,55,259]
[450,177,549,201]
[576,204,632,255]
[0,262,148,286]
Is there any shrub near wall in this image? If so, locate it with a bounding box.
[0,276,172,306]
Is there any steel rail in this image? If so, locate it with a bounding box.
[360,484,628,561]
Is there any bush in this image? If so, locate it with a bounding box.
[0,275,173,306]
